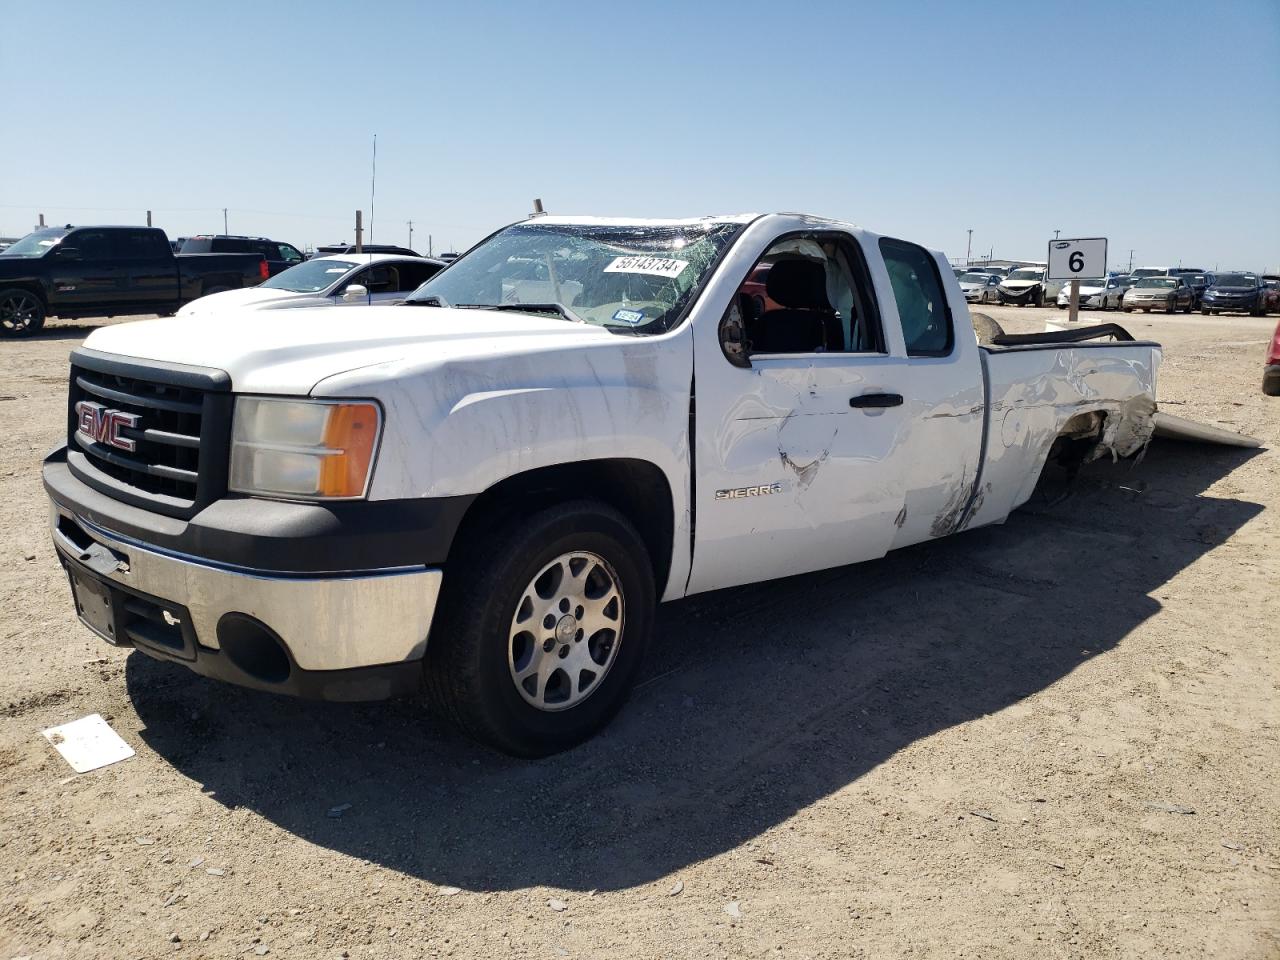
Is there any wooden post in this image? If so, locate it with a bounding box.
[1068,278,1081,323]
[355,210,363,253]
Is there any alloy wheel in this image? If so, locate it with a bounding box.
[0,291,41,334]
[507,551,623,712]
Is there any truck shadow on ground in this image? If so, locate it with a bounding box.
[127,441,1262,893]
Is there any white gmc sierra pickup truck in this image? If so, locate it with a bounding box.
[44,213,1167,755]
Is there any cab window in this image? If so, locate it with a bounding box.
[732,234,884,355]
[879,237,954,356]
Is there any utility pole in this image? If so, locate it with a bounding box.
[428,234,433,257]
[146,210,152,227]
[38,213,46,228]
[1128,249,1134,273]
[1053,229,1061,240]
[222,208,228,235]
[966,229,972,264]
[406,220,414,250]
[355,210,363,253]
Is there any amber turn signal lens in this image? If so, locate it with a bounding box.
[316,402,380,498]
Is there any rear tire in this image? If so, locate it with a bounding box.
[423,500,655,756]
[0,288,46,337]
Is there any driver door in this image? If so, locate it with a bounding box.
[687,230,913,595]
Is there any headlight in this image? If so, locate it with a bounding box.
[229,397,382,500]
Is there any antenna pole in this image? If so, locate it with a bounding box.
[369,134,377,250]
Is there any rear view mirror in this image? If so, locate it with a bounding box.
[54,246,81,260]
[342,284,368,303]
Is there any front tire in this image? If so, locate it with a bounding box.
[424,500,655,756]
[0,288,46,337]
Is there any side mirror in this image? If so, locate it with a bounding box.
[342,284,368,303]
[54,246,81,260]
[719,293,753,368]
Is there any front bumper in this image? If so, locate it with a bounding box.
[44,448,463,701]
[998,286,1041,304]
[1202,299,1257,313]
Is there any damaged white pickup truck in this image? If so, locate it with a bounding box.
[46,213,1223,755]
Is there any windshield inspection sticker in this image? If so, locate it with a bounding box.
[611,308,645,325]
[604,256,689,279]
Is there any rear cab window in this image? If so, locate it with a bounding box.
[879,238,954,357]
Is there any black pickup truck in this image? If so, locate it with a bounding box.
[0,225,268,336]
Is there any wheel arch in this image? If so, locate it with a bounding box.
[447,458,676,598]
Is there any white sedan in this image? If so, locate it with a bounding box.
[1056,277,1127,311]
[957,272,1002,304]
[177,253,445,317]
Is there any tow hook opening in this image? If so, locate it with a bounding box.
[216,614,292,684]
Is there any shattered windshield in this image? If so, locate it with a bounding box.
[404,221,744,334]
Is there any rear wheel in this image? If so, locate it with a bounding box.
[0,288,46,337]
[424,500,655,756]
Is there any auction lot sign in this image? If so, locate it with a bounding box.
[1048,237,1108,279]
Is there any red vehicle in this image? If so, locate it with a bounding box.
[1265,317,1280,396]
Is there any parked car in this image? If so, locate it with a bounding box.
[997,267,1048,306]
[313,242,421,258]
[958,271,1002,303]
[44,211,1171,755]
[1127,267,1170,284]
[1200,273,1269,316]
[1264,317,1280,395]
[0,225,267,336]
[177,254,445,317]
[1056,277,1126,310]
[180,235,306,278]
[1260,276,1280,313]
[1122,275,1194,313]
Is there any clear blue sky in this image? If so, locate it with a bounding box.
[2,0,1278,271]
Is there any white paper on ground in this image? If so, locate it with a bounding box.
[42,713,135,773]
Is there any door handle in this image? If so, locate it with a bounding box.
[849,392,903,409]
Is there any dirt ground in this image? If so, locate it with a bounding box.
[1,306,1277,959]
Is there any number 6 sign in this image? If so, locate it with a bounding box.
[1048,237,1108,280]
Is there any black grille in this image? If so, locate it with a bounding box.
[66,348,232,519]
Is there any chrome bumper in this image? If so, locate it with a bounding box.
[51,505,441,673]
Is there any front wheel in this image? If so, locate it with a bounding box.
[0,288,46,337]
[424,500,655,756]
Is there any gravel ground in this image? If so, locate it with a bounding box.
[1,306,1277,959]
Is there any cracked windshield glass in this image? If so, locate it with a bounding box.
[404,221,743,334]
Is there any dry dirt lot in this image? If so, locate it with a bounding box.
[1,307,1277,959]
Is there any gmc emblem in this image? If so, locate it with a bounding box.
[75,401,140,452]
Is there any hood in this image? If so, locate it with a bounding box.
[176,286,305,316]
[82,304,618,394]
[1206,286,1256,294]
[1000,279,1042,290]
[958,282,984,292]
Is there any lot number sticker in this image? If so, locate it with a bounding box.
[604,256,689,279]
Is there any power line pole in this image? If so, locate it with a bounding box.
[146,210,152,227]
[966,229,972,264]
[222,208,228,235]
[406,220,414,250]
[1128,249,1134,273]
[428,234,433,257]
